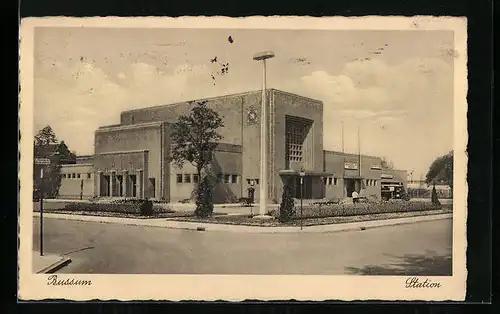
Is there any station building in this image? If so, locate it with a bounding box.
[58,89,407,202]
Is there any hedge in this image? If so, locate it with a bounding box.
[64,200,173,216]
[273,201,450,220]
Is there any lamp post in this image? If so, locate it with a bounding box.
[299,170,305,230]
[253,51,275,218]
[35,151,60,256]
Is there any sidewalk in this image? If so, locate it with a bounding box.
[33,251,72,274]
[34,212,452,234]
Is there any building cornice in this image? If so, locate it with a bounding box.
[99,149,149,156]
[96,122,164,133]
[60,163,94,168]
[120,89,323,115]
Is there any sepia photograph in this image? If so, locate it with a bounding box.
[19,16,468,301]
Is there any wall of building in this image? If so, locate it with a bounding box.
[76,155,94,164]
[272,89,324,202]
[323,151,345,199]
[323,151,382,199]
[168,144,243,203]
[59,164,94,199]
[94,122,168,199]
[381,169,408,188]
[120,92,248,146]
[239,91,266,201]
[359,155,382,198]
[390,169,408,188]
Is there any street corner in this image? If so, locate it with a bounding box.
[33,251,72,274]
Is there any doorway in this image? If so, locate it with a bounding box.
[130,175,137,197]
[345,178,360,197]
[293,176,312,199]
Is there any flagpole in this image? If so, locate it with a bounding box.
[358,125,361,177]
[341,121,344,153]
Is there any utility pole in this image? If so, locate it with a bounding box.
[341,121,345,153]
[35,157,51,256]
[358,125,361,178]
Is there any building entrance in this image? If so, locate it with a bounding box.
[293,176,312,199]
[345,178,361,197]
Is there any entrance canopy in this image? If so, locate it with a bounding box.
[278,169,332,177]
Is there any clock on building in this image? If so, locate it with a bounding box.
[247,107,258,124]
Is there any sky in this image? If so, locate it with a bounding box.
[33,27,455,179]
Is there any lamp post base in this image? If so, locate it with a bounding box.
[252,215,275,220]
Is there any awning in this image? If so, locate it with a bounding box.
[278,169,333,177]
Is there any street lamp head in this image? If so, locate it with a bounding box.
[253,51,275,61]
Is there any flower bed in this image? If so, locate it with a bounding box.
[170,208,452,227]
[37,209,196,219]
[62,200,173,215]
[270,202,451,220]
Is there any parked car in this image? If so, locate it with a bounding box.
[381,186,410,201]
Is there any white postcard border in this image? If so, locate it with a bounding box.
[18,16,468,301]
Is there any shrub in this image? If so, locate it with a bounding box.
[279,183,295,222]
[195,176,214,218]
[140,199,154,216]
[431,186,441,205]
[63,200,173,215]
[269,201,443,220]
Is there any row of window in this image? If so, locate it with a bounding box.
[323,178,379,187]
[176,173,239,184]
[324,177,339,186]
[62,173,92,179]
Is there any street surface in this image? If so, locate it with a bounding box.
[32,217,452,275]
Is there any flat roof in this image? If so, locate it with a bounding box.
[121,88,323,114]
[323,150,382,160]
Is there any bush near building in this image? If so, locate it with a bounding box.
[279,183,295,222]
[270,201,449,220]
[63,200,171,216]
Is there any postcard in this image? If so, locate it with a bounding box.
[19,15,468,301]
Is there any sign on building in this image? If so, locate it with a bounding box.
[344,162,358,170]
[381,174,394,179]
[371,165,382,170]
[35,158,51,165]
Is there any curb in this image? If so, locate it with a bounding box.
[36,256,72,274]
[34,212,452,234]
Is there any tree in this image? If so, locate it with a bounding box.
[33,126,76,198]
[55,141,77,164]
[170,100,224,216]
[425,151,453,197]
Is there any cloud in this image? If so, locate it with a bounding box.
[277,57,454,176]
[34,60,233,154]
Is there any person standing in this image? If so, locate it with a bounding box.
[352,190,359,203]
[247,180,255,206]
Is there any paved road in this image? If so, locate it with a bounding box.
[33,217,452,275]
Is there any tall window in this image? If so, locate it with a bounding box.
[193,174,199,183]
[184,174,191,183]
[231,175,238,184]
[176,174,183,183]
[286,123,306,162]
